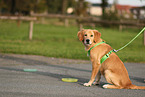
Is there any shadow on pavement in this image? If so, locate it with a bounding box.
[0,54,144,87]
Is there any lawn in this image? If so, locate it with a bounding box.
[0,20,145,63]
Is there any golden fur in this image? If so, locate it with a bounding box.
[77,29,145,89]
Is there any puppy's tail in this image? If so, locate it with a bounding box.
[128,84,145,89]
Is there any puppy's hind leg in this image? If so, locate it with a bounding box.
[93,71,101,85]
[103,70,123,89]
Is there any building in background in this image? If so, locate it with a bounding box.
[88,3,102,16]
[115,4,137,19]
[88,3,145,20]
[131,6,145,20]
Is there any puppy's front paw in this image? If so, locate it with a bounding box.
[83,83,92,87]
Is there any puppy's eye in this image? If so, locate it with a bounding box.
[85,34,87,36]
[91,35,93,37]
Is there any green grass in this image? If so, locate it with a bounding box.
[0,20,145,63]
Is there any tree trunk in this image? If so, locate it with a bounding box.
[10,0,16,14]
[101,0,108,19]
[62,0,67,14]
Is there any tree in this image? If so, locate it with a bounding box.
[46,0,62,14]
[0,0,48,15]
[101,0,108,19]
[0,0,37,15]
[62,0,67,14]
[33,0,47,13]
[75,0,89,16]
[0,0,89,15]
[10,0,15,14]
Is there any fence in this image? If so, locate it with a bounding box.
[30,13,94,27]
[0,16,37,40]
[78,19,145,30]
[31,13,145,29]
[1,14,145,45]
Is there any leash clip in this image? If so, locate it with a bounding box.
[113,49,118,52]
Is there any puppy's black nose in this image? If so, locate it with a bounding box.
[86,39,90,43]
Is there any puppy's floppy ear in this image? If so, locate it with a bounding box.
[93,30,101,42]
[77,30,84,41]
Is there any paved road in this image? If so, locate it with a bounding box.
[0,54,145,97]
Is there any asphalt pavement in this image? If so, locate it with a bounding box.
[0,54,145,97]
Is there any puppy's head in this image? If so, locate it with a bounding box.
[77,29,101,46]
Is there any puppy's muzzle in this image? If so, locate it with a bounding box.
[85,39,91,44]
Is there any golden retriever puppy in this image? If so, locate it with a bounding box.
[77,29,145,89]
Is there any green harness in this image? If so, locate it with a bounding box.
[87,41,114,64]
